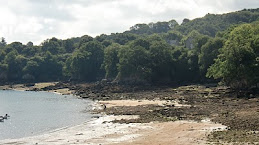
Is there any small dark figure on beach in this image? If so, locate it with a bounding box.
[1,114,10,119]
[4,114,10,119]
[0,114,10,122]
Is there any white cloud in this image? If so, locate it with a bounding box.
[0,0,258,44]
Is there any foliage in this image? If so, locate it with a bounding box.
[176,9,259,36]
[65,41,104,81]
[207,23,259,88]
[126,20,179,35]
[117,39,151,82]
[0,8,258,89]
[103,43,121,79]
[199,37,224,76]
[41,37,65,55]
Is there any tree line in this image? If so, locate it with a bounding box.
[0,8,258,89]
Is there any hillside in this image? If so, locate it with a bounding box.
[0,8,258,90]
[125,8,259,36]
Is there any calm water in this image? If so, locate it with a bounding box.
[0,90,93,140]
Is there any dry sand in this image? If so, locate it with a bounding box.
[121,120,226,145]
[99,99,191,108]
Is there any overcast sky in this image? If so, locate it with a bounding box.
[0,0,259,44]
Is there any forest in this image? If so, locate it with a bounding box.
[0,8,258,90]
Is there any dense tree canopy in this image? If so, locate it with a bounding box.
[65,41,104,81]
[0,8,258,90]
[207,23,259,89]
[103,43,121,79]
[199,37,224,76]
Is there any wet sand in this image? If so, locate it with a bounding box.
[0,114,226,145]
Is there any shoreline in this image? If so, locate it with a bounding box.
[0,85,95,143]
[0,83,228,145]
[0,115,226,145]
[1,82,257,144]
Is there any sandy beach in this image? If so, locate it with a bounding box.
[0,114,226,145]
[0,83,226,145]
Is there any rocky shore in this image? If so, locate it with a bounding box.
[0,82,258,144]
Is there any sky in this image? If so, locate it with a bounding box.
[0,0,259,45]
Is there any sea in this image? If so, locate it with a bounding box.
[0,90,93,140]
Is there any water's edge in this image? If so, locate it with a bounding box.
[0,89,94,140]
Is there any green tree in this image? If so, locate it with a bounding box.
[207,23,259,89]
[63,56,73,77]
[7,42,25,54]
[0,50,6,62]
[4,51,27,81]
[149,41,173,83]
[78,35,94,48]
[23,60,40,81]
[22,45,40,57]
[4,51,18,81]
[163,31,183,46]
[103,43,121,79]
[0,63,8,83]
[199,37,224,76]
[111,33,137,45]
[0,37,7,48]
[63,39,76,53]
[69,41,104,81]
[41,37,65,55]
[40,52,63,81]
[118,45,151,83]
